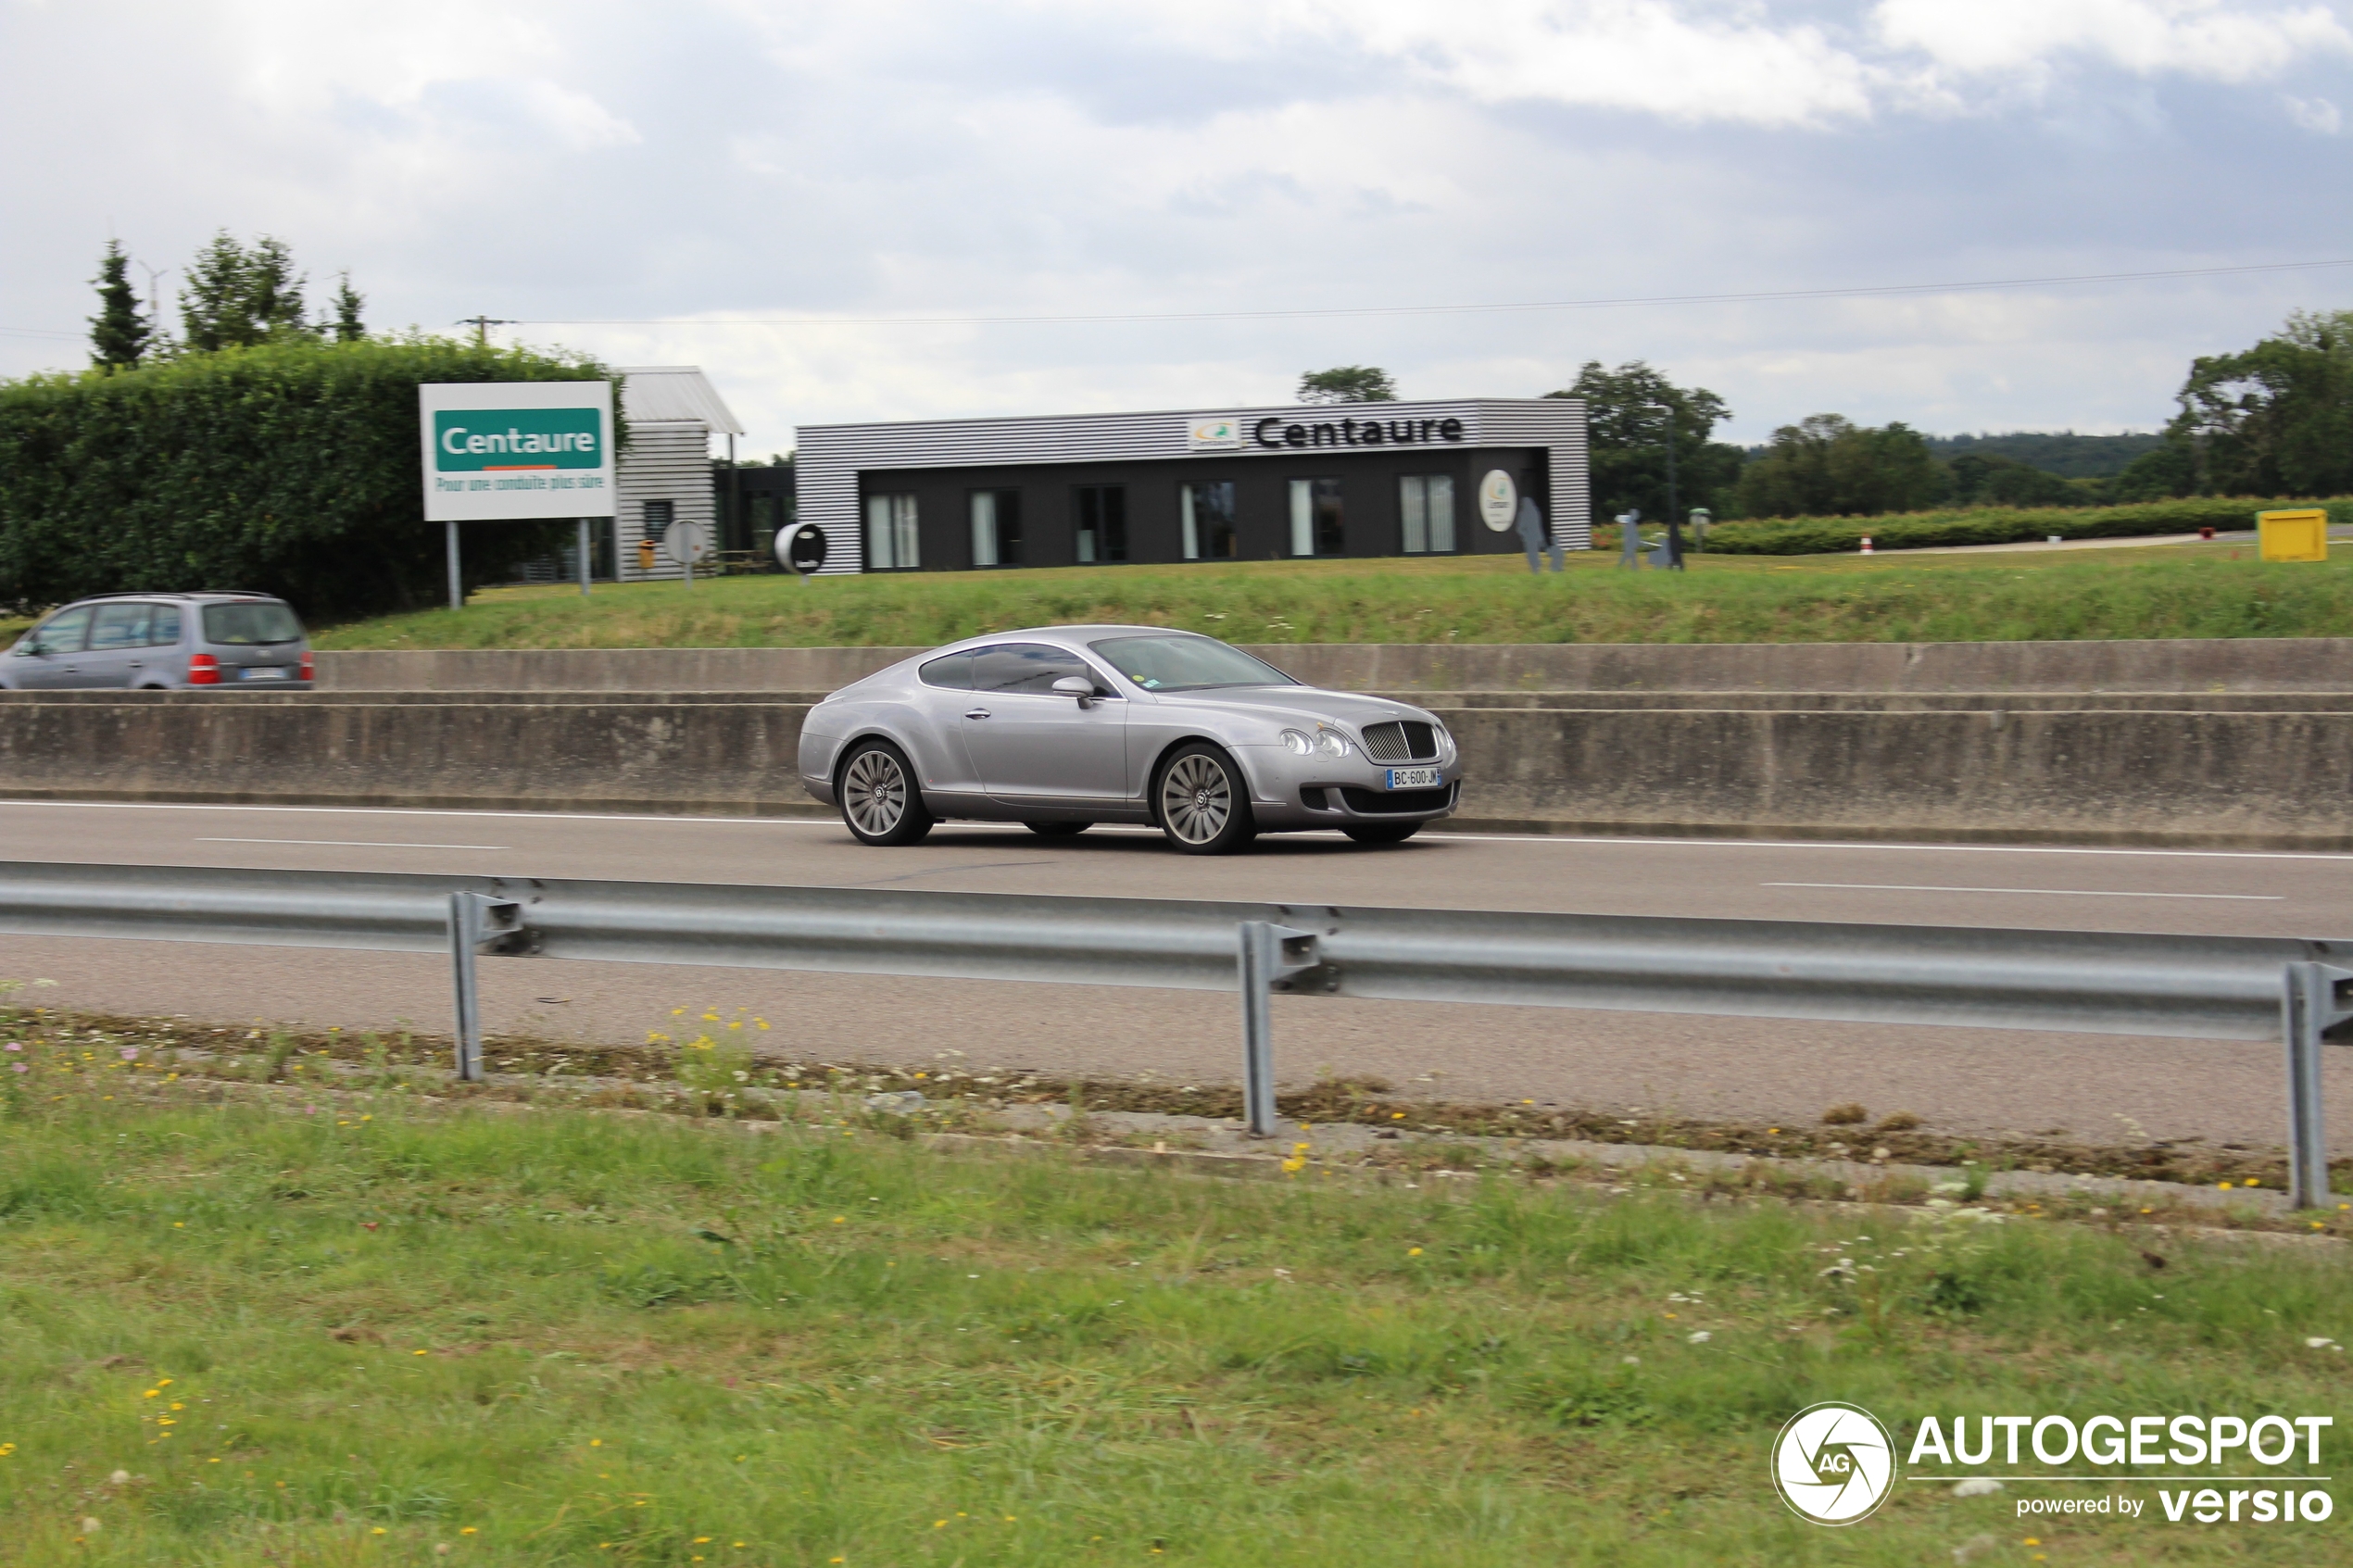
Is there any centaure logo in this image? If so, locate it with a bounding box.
[432,408,603,472]
[1186,417,1243,450]
[1773,1402,1898,1525]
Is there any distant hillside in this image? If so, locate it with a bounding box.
[1921,431,2165,480]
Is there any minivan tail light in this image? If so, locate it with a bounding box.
[188,653,220,685]
[298,651,314,682]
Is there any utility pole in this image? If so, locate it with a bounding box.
[1659,402,1684,571]
[457,316,513,345]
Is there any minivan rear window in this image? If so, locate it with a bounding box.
[202,601,304,646]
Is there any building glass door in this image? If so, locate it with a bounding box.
[1288,477,1343,557]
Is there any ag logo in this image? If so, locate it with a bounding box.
[1771,1402,1896,1525]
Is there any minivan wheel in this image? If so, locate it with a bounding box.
[837,740,935,847]
[1153,743,1256,855]
[1342,822,1422,845]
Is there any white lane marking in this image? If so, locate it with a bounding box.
[3,798,2350,862]
[1419,830,2353,862]
[1763,882,2283,901]
[0,798,829,827]
[195,837,512,850]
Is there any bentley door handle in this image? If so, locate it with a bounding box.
[964,709,991,720]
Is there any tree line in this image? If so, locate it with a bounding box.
[1300,304,2353,522]
[89,232,367,369]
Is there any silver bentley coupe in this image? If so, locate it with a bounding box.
[797,626,1462,853]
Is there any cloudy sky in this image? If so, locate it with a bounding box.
[5,0,2350,456]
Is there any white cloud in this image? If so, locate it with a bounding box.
[1872,0,2353,82]
[1283,1,2353,124]
[1300,0,1879,128]
[2284,93,2345,130]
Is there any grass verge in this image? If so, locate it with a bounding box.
[46,1010,2349,1204]
[300,539,2353,652]
[5,999,2350,1564]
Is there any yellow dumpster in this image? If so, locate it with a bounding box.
[2258,508,2328,561]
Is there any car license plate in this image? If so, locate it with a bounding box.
[239,666,289,681]
[1384,767,1441,789]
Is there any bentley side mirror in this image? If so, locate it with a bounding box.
[1052,675,1096,707]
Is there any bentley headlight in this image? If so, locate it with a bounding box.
[1315,729,1351,759]
[1280,729,1315,756]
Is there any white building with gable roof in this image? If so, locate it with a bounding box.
[614,366,746,583]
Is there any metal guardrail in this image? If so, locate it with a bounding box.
[3,861,2348,1207]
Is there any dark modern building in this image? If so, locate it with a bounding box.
[792,398,1590,574]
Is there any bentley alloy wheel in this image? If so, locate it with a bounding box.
[1155,744,1255,855]
[838,740,935,847]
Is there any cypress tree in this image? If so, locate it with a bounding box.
[246,236,308,335]
[331,271,365,342]
[179,231,314,351]
[88,240,151,369]
[179,231,257,352]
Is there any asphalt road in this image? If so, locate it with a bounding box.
[5,798,2347,1151]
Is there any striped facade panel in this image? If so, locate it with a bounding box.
[795,398,1591,573]
[615,422,717,583]
[1473,400,1592,551]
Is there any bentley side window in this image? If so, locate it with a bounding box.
[918,651,974,689]
[972,643,1114,696]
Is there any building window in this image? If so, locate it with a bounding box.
[643,498,674,563]
[1399,474,1456,554]
[749,495,783,564]
[970,489,1023,568]
[1075,485,1126,563]
[1181,482,1237,560]
[865,493,919,571]
[1288,477,1343,557]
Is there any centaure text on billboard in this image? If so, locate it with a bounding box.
[432,408,604,472]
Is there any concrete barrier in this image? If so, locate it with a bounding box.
[5,689,2350,848]
[316,637,2353,695]
[0,693,821,817]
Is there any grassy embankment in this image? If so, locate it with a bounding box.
[303,538,2353,652]
[4,1066,2349,1567]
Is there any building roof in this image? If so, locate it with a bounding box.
[615,366,746,435]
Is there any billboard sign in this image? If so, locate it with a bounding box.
[419,381,616,521]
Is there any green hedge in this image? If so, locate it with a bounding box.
[1693,496,2352,557]
[0,337,621,621]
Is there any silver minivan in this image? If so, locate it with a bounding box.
[1,592,313,690]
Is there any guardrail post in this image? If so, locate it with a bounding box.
[1239,922,1278,1136]
[449,893,489,1082]
[447,893,522,1083]
[1238,921,1320,1139]
[2283,962,2353,1209]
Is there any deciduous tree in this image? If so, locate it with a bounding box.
[2165,308,2353,496]
[1546,360,1741,523]
[1296,366,1398,403]
[1737,414,1942,518]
